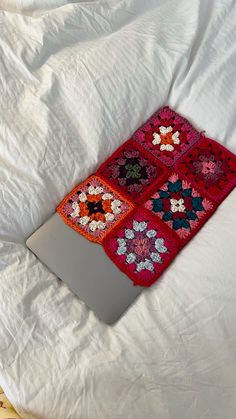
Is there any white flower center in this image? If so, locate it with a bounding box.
[152,126,180,152]
[170,198,186,213]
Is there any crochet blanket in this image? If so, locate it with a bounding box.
[57,106,236,287]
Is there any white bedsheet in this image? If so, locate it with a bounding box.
[0,0,236,418]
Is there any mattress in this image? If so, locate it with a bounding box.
[0,0,236,418]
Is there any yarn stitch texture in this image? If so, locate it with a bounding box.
[57,175,134,243]
[133,106,200,166]
[103,207,179,287]
[57,106,236,287]
[97,139,169,203]
[175,136,236,202]
[144,173,215,243]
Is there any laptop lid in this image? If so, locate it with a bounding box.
[26,213,142,324]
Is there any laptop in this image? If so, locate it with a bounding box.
[26,213,142,324]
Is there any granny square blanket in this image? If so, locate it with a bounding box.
[57,106,236,287]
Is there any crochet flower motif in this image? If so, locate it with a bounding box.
[152,126,180,151]
[170,198,185,213]
[69,185,122,232]
[192,154,223,183]
[97,141,164,201]
[176,138,236,201]
[133,106,200,166]
[116,220,167,273]
[110,149,156,192]
[103,207,180,287]
[145,174,213,240]
[57,176,132,242]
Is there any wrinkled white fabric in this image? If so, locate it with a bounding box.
[0,0,236,418]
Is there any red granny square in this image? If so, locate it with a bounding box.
[103,207,179,287]
[57,175,133,243]
[97,139,169,203]
[175,136,236,203]
[144,173,216,244]
[133,106,200,166]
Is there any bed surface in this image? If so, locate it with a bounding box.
[0,0,236,418]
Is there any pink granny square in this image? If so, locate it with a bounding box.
[103,207,179,287]
[133,106,200,166]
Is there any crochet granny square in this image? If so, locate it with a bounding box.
[57,175,133,243]
[97,139,169,203]
[57,106,236,288]
[133,106,200,166]
[175,136,236,203]
[103,207,179,287]
[144,173,216,243]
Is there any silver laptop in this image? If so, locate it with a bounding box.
[26,213,142,324]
